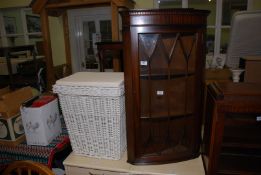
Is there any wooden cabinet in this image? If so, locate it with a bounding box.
[120,9,209,165]
[202,82,261,175]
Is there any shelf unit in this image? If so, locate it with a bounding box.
[0,45,45,90]
[202,82,261,175]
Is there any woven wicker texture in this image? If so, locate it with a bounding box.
[53,72,126,160]
[55,72,124,87]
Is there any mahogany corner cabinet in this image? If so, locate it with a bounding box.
[120,9,209,165]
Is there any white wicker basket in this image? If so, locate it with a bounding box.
[53,72,126,160]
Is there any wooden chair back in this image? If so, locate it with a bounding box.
[3,160,55,175]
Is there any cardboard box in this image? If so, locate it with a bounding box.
[241,56,261,83]
[0,114,25,146]
[20,97,62,146]
[0,86,33,118]
[0,86,10,96]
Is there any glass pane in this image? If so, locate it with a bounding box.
[158,0,182,8]
[139,33,197,118]
[83,21,98,69]
[206,28,215,68]
[206,28,215,54]
[2,8,23,34]
[100,20,112,42]
[222,0,247,25]
[138,33,198,155]
[220,28,230,53]
[99,20,113,70]
[87,21,96,40]
[189,0,216,26]
[25,10,41,33]
[7,36,25,47]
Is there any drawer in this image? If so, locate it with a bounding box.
[217,152,261,174]
[65,165,126,175]
[223,113,261,146]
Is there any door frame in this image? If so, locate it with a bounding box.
[68,7,111,73]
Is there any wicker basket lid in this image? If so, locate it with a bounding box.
[55,72,124,87]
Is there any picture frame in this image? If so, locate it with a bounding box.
[26,15,41,33]
[4,16,17,34]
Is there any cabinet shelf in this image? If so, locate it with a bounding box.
[202,82,261,175]
[222,142,261,149]
[225,113,261,125]
[222,135,261,148]
[140,73,194,80]
[221,146,261,157]
[218,153,261,174]
[140,113,194,119]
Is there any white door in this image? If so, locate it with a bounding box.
[68,7,112,72]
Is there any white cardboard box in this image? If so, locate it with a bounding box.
[0,114,25,145]
[20,97,62,146]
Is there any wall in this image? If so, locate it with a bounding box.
[253,0,261,10]
[49,16,66,66]
[0,0,31,8]
[134,0,154,9]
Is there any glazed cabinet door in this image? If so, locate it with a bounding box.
[136,30,202,163]
[121,9,209,165]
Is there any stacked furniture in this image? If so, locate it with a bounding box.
[120,9,209,164]
[0,45,45,90]
[202,82,261,175]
